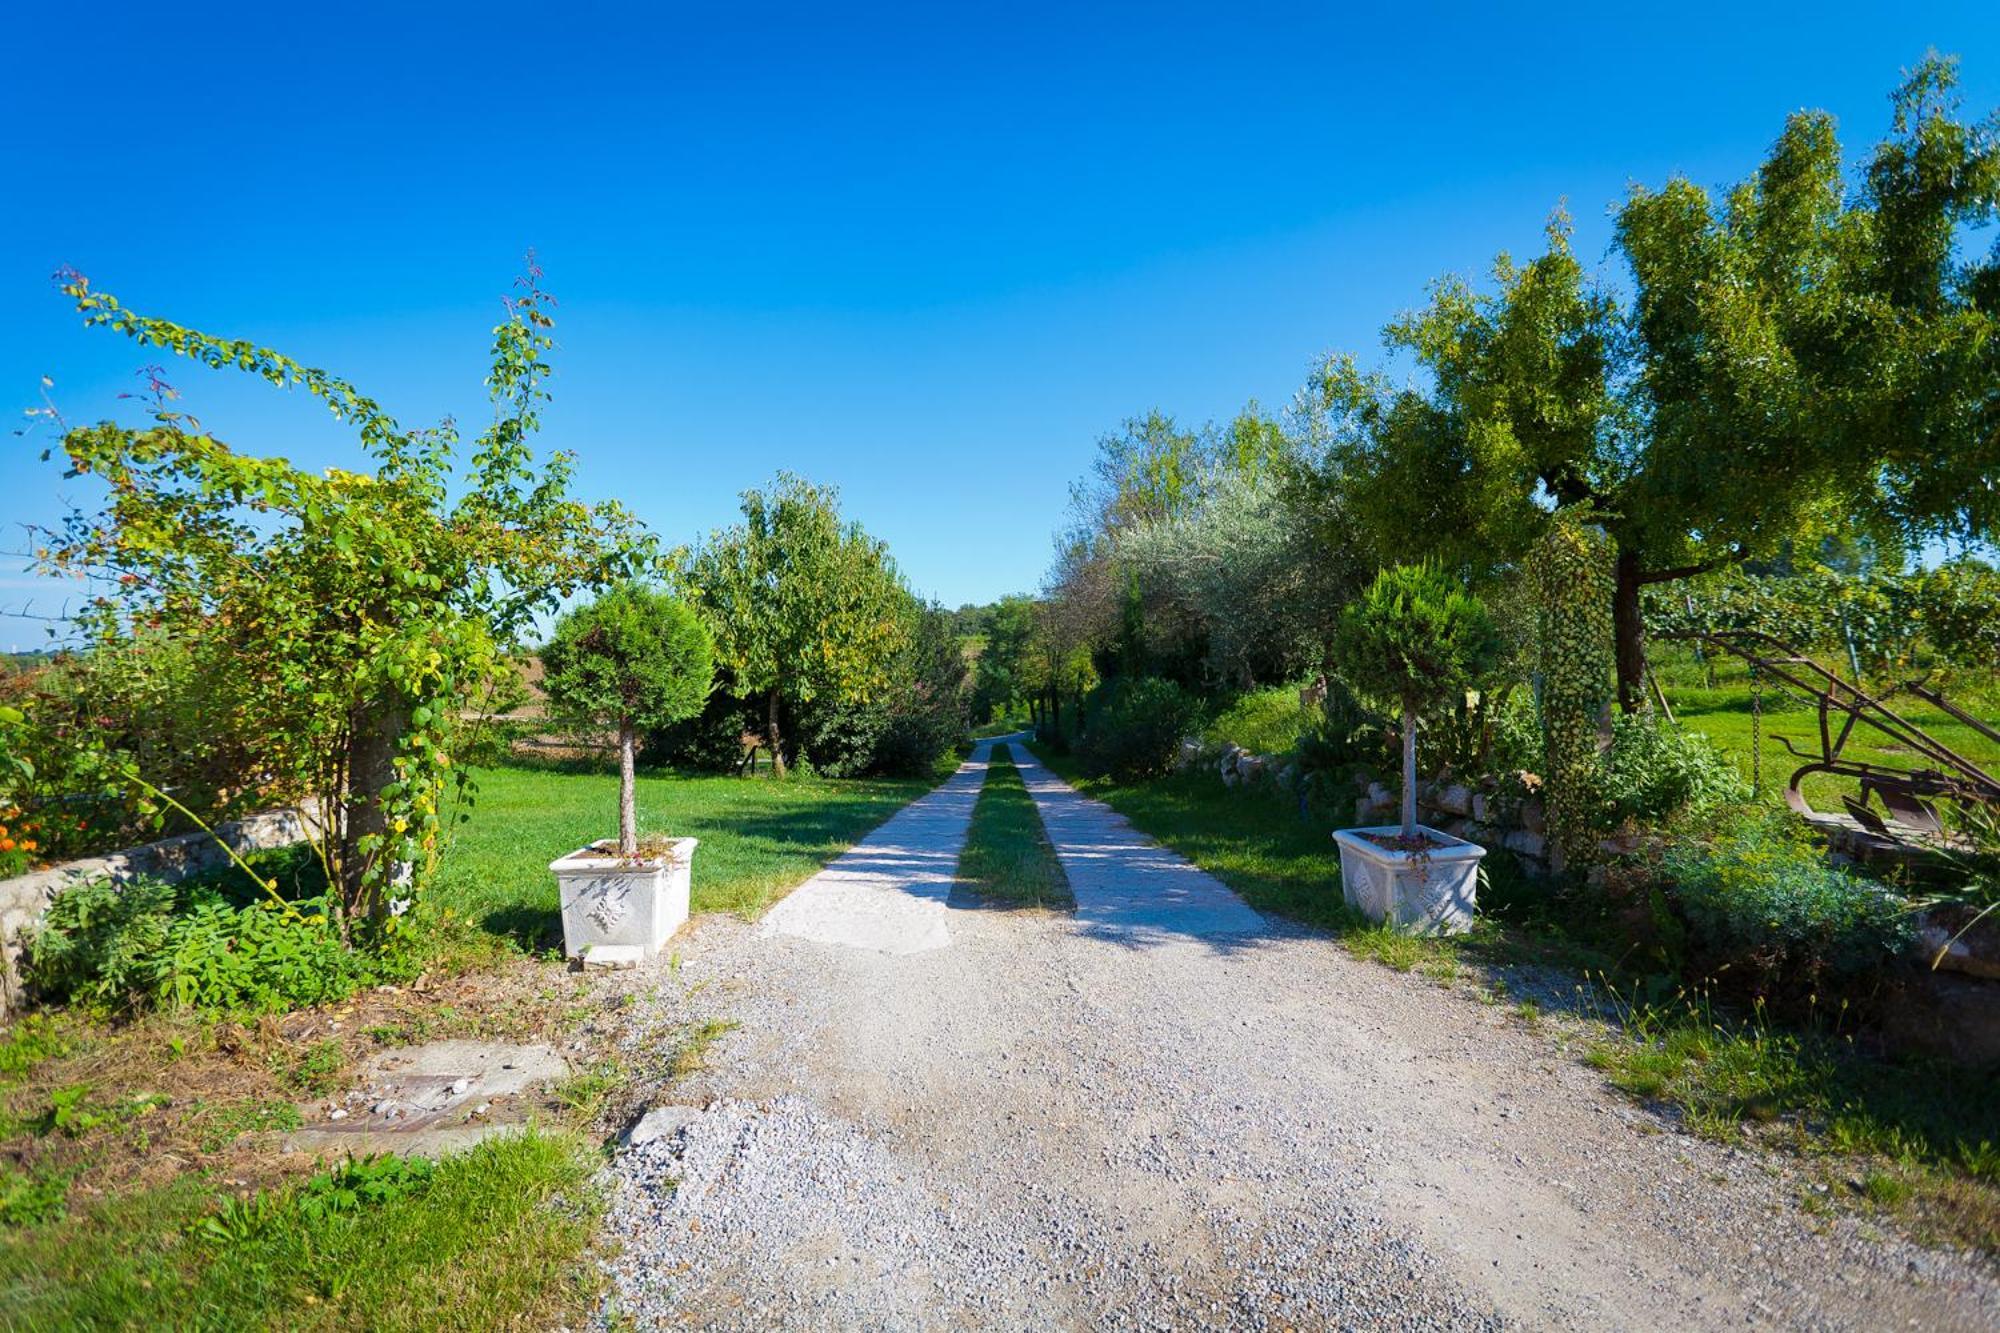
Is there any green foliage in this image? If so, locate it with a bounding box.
[1663,811,1914,997]
[684,474,911,775]
[36,264,654,927]
[1333,565,1502,720]
[1601,714,1749,827]
[25,878,375,1015]
[1076,677,1200,782]
[1204,684,1317,755]
[1649,559,2000,675]
[291,1154,438,1224]
[1530,517,1615,867]
[0,1160,71,1227]
[541,584,714,738]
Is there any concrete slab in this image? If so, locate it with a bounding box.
[282,1039,569,1160]
[758,742,995,955]
[1007,743,1269,944]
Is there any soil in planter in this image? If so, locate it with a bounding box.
[1360,831,1452,854]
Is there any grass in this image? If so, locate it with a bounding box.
[957,748,1073,909]
[434,759,951,951]
[1580,985,2000,1251]
[0,1128,600,1331]
[1651,648,2000,812]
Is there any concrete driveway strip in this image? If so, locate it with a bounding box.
[757,739,995,955]
[1006,742,1267,943]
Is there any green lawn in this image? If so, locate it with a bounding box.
[0,1129,599,1331]
[1655,653,2000,814]
[957,748,1072,908]
[433,761,950,950]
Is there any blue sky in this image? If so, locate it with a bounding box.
[4,2,1997,648]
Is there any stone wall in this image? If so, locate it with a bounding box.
[0,807,319,1015]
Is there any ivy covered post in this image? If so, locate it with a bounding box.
[1529,515,1616,872]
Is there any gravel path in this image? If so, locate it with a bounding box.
[599,741,1999,1330]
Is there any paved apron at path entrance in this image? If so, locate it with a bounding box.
[757,740,995,955]
[1007,742,1266,942]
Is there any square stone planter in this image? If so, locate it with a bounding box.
[1332,825,1484,935]
[551,837,698,962]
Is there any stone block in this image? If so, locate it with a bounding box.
[1436,783,1473,816]
[1519,797,1547,834]
[1502,829,1546,859]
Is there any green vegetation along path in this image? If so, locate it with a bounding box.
[596,742,1999,1330]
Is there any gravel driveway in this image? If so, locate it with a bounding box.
[599,741,1999,1330]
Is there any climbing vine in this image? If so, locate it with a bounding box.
[34,262,654,932]
[1529,514,1615,871]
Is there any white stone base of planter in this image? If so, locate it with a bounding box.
[551,838,698,961]
[1332,825,1484,935]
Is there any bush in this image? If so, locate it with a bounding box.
[1662,811,1913,1001]
[1602,714,1749,828]
[24,877,377,1014]
[1204,684,1316,755]
[1076,677,1200,781]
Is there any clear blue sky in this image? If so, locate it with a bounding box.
[4,2,1997,648]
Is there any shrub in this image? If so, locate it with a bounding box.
[1662,811,1913,1001]
[1204,684,1316,756]
[24,878,375,1014]
[1602,714,1749,827]
[1077,677,1200,781]
[541,584,715,853]
[1333,564,1502,836]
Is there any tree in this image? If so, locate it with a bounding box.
[541,585,714,854]
[970,595,1036,723]
[1306,57,2000,712]
[1333,565,1503,838]
[684,474,908,777]
[36,263,652,929]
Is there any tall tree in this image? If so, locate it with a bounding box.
[1306,56,2000,711]
[685,474,909,776]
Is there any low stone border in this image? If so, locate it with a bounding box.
[0,807,319,1014]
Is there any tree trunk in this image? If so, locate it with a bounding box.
[766,689,786,779]
[341,698,408,926]
[1050,687,1061,737]
[1400,706,1419,838]
[1613,547,1648,716]
[617,722,638,855]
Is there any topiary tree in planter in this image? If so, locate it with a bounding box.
[542,585,715,962]
[1334,564,1503,839]
[543,584,715,855]
[1330,565,1503,933]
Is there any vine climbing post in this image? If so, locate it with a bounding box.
[1528,514,1616,874]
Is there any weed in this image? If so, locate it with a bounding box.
[667,1019,741,1081]
[276,1039,346,1097]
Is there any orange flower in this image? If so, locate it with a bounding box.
[0,839,15,853]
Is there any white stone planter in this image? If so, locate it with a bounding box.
[1332,824,1484,935]
[551,838,698,962]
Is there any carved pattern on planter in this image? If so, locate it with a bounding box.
[588,882,630,932]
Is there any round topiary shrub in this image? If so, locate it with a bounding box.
[541,584,715,853]
[1332,564,1502,838]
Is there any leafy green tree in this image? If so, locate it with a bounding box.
[542,585,715,854]
[1334,565,1503,838]
[684,474,909,776]
[1305,56,2000,713]
[970,595,1036,723]
[35,264,652,928]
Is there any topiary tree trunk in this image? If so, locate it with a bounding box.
[1529,516,1615,873]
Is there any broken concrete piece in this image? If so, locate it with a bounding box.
[622,1103,702,1148]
